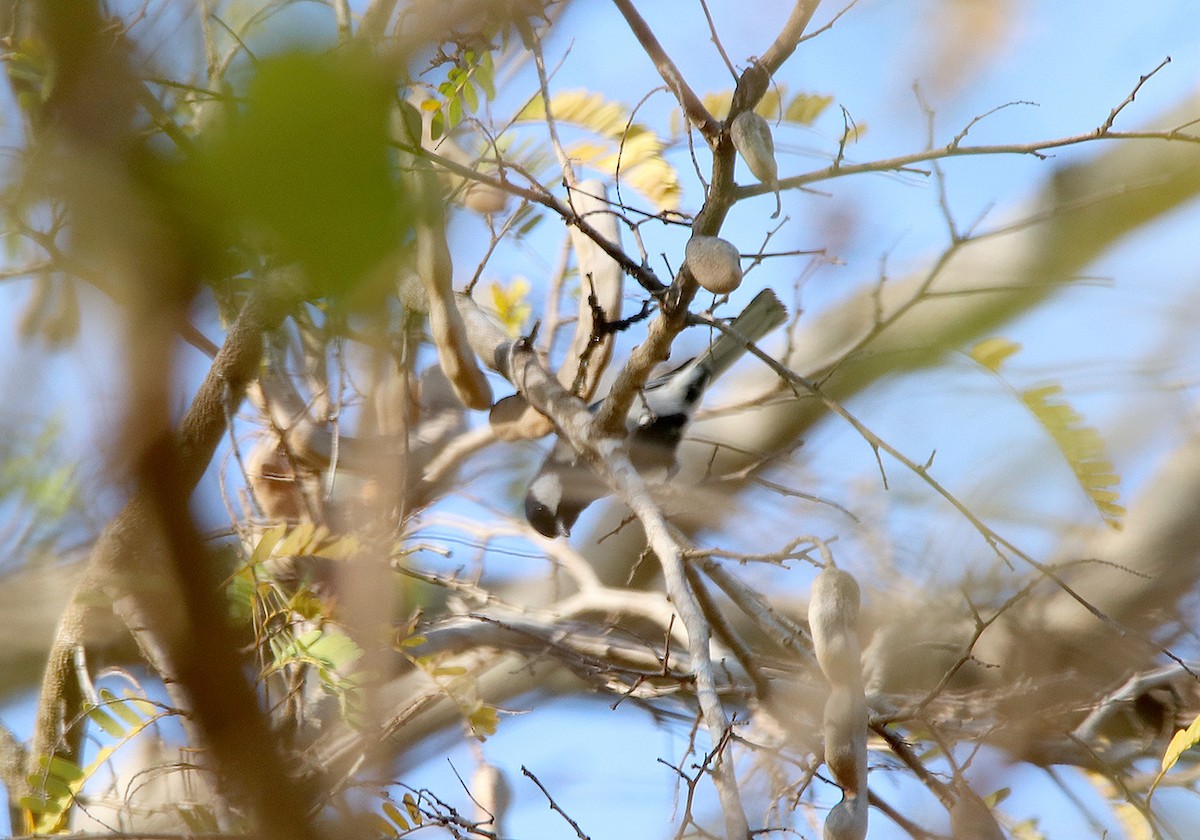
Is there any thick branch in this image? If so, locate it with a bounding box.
[610,0,721,142]
[29,289,308,839]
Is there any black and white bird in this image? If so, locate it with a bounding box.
[524,288,787,538]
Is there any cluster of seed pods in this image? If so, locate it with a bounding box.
[808,566,868,840]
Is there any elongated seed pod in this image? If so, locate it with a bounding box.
[949,786,1005,840]
[415,168,493,410]
[809,567,863,686]
[822,685,868,794]
[809,566,870,840]
[684,235,743,294]
[730,111,781,217]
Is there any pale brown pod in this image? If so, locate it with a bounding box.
[822,684,868,794]
[563,180,624,401]
[824,793,867,840]
[809,567,863,686]
[684,235,743,294]
[730,111,781,217]
[463,176,509,214]
[415,170,494,411]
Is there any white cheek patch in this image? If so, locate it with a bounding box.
[529,471,564,510]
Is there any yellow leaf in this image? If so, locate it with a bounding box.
[784,93,834,125]
[489,278,531,337]
[969,337,1021,371]
[972,338,1124,528]
[1150,712,1200,798]
[381,800,409,831]
[468,703,500,739]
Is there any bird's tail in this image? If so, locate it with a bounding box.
[700,288,788,380]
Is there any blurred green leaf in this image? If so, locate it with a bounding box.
[188,49,404,298]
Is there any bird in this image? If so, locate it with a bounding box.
[524,288,787,538]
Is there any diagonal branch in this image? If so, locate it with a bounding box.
[610,0,722,142]
[456,296,749,839]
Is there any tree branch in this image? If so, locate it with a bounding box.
[610,0,721,142]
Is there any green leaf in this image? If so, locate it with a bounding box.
[184,48,404,298]
[249,524,287,566]
[476,50,496,100]
[396,98,424,146]
[99,688,145,726]
[86,706,126,738]
[462,79,479,112]
[122,691,161,718]
[275,522,318,557]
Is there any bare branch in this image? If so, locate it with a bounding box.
[610,0,722,142]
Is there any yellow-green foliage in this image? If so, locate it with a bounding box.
[970,338,1125,529]
[22,690,167,834]
[517,90,681,210]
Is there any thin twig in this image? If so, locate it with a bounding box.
[521,766,593,840]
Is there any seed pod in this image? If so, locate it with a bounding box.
[684,235,743,294]
[809,567,863,686]
[730,111,781,217]
[463,176,509,214]
[822,685,868,794]
[415,167,493,411]
[471,762,512,833]
[563,180,624,400]
[824,793,867,840]
[488,394,553,441]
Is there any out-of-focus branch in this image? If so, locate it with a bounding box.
[29,289,299,836]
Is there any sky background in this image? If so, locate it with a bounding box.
[4,1,1200,837]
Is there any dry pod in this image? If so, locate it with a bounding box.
[563,180,624,400]
[489,394,553,441]
[684,235,743,294]
[415,168,493,411]
[730,111,781,217]
[824,793,867,840]
[822,685,868,794]
[809,567,863,686]
[463,175,509,214]
[246,439,312,522]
